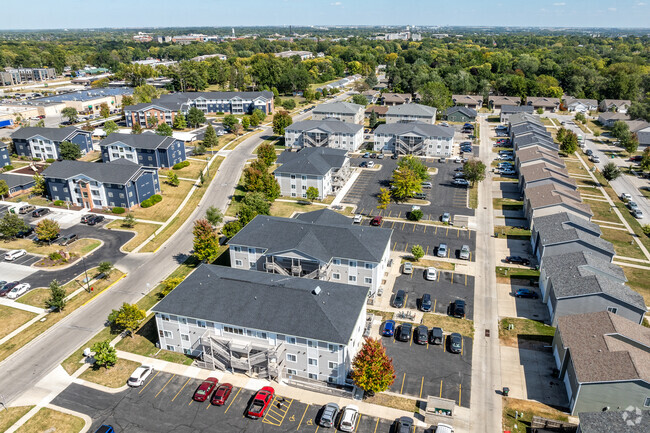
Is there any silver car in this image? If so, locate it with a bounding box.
[459,245,470,260]
[319,403,340,428]
[437,243,448,258]
[441,212,450,223]
[402,262,413,274]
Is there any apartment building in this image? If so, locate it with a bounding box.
[312,102,365,124]
[99,133,186,169]
[284,119,364,152]
[386,103,437,124]
[11,127,92,160]
[373,122,454,157]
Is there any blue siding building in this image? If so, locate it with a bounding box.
[42,159,160,210]
[99,133,186,169]
[0,143,11,167]
[10,127,93,160]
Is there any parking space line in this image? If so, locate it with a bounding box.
[138,371,160,394]
[404,243,408,252]
[465,274,467,286]
[433,299,437,312]
[423,225,426,233]
[297,404,310,430]
[391,221,395,229]
[399,373,406,393]
[393,241,397,249]
[425,246,429,255]
[440,380,443,397]
[373,418,380,433]
[401,222,405,230]
[412,224,415,232]
[155,374,176,398]
[223,387,242,414]
[355,415,362,432]
[435,226,438,234]
[171,377,191,402]
[419,376,424,398]
[458,384,462,406]
[446,227,449,236]
[451,271,454,284]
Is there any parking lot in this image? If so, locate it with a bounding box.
[382,330,472,407]
[52,375,431,433]
[342,157,475,220]
[382,220,476,261]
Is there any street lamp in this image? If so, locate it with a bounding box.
[80,254,91,292]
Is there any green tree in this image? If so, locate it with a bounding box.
[272,111,293,135]
[91,77,110,88]
[365,72,378,88]
[391,167,421,200]
[0,212,29,240]
[350,337,395,395]
[32,173,46,196]
[281,99,296,111]
[161,277,184,297]
[303,89,315,102]
[408,208,423,221]
[131,122,143,134]
[221,220,242,238]
[241,191,271,215]
[194,143,206,155]
[205,206,224,226]
[99,103,110,119]
[103,120,118,136]
[574,112,586,124]
[0,180,8,199]
[398,156,428,181]
[306,186,319,201]
[193,219,221,262]
[621,133,639,154]
[261,172,281,200]
[203,124,219,148]
[257,143,277,166]
[132,84,161,104]
[147,115,159,128]
[411,245,425,261]
[377,187,391,209]
[97,261,113,276]
[91,340,117,369]
[352,94,368,106]
[462,159,486,187]
[252,108,266,122]
[250,112,260,127]
[222,114,238,131]
[640,148,650,171]
[187,107,206,128]
[419,81,452,112]
[61,107,78,123]
[172,112,187,130]
[602,162,621,181]
[45,279,66,312]
[560,131,579,155]
[369,110,379,129]
[242,115,251,130]
[59,141,82,160]
[35,218,60,243]
[108,303,146,336]
[122,213,136,228]
[167,172,180,186]
[154,123,172,136]
[611,121,630,140]
[35,119,45,127]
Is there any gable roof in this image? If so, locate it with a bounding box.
[525,185,591,216]
[601,99,631,107]
[285,119,363,135]
[99,133,178,150]
[10,126,86,142]
[501,104,535,114]
[520,162,575,187]
[294,208,353,225]
[275,148,347,176]
[526,97,561,107]
[374,121,455,139]
[382,93,411,104]
[510,123,549,137]
[443,106,477,118]
[624,120,650,133]
[514,134,558,151]
[489,95,521,105]
[229,210,392,263]
[557,311,650,384]
[564,97,598,107]
[0,173,35,190]
[598,112,630,121]
[535,213,614,256]
[508,113,544,127]
[152,265,368,345]
[533,211,601,238]
[41,159,144,184]
[125,91,274,112]
[364,106,389,115]
[516,146,564,167]
[452,94,483,105]
[386,103,437,117]
[313,101,363,115]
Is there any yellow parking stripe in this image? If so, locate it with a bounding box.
[435,226,438,234]
[412,224,416,232]
[393,241,397,250]
[391,221,395,229]
[138,371,160,394]
[423,225,427,233]
[450,271,454,284]
[433,299,437,312]
[458,384,462,406]
[425,246,429,255]
[355,415,362,432]
[419,376,424,398]
[373,418,380,433]
[155,374,176,398]
[440,380,443,397]
[297,404,310,430]
[171,377,191,402]
[399,373,406,393]
[446,227,449,236]
[402,222,405,230]
[465,274,467,286]
[224,387,242,414]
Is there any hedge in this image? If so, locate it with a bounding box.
[32,157,41,162]
[151,194,162,203]
[45,158,56,163]
[2,165,14,172]
[141,199,153,208]
[53,200,65,206]
[112,207,126,214]
[172,160,190,170]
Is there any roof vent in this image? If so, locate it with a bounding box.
[313,286,321,295]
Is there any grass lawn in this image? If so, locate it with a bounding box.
[495,267,540,285]
[0,406,34,432]
[492,198,523,211]
[367,309,394,322]
[169,158,208,180]
[502,397,569,433]
[469,186,478,209]
[6,195,51,206]
[0,305,37,339]
[498,318,555,348]
[421,315,475,338]
[140,157,224,252]
[106,220,160,252]
[578,186,604,197]
[61,326,113,375]
[364,393,419,413]
[115,315,194,365]
[622,266,650,306]
[574,178,600,188]
[640,188,650,199]
[601,227,645,260]
[270,201,324,218]
[586,199,620,223]
[224,129,263,150]
[15,407,85,433]
[586,119,605,136]
[128,180,194,222]
[494,226,531,240]
[79,358,141,388]
[0,237,100,257]
[404,258,455,271]
[79,150,102,162]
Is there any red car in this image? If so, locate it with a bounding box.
[210,383,233,405]
[193,377,218,402]
[370,216,383,226]
[247,386,275,419]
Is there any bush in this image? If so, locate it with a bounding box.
[32,157,41,162]
[53,200,65,206]
[45,158,56,163]
[2,165,14,172]
[172,160,190,170]
[216,112,224,115]
[140,198,153,208]
[151,194,162,203]
[408,209,424,221]
[112,207,126,214]
[49,252,62,261]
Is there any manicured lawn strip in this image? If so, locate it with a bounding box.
[0,406,34,432]
[15,407,85,433]
[420,315,475,338]
[404,258,455,271]
[601,227,645,260]
[6,195,51,206]
[105,220,160,252]
[0,305,36,340]
[622,266,650,306]
[495,267,540,285]
[129,180,194,222]
[492,198,523,211]
[61,326,113,375]
[498,318,555,348]
[270,201,324,218]
[137,255,200,311]
[586,199,620,223]
[502,397,569,433]
[368,309,394,322]
[0,237,100,258]
[469,185,478,209]
[494,226,531,239]
[169,158,208,180]
[78,358,141,388]
[364,393,419,413]
[577,186,604,197]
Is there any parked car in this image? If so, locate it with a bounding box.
[193,377,218,402]
[448,333,462,354]
[421,181,432,189]
[425,267,438,281]
[6,283,30,299]
[620,193,632,202]
[16,227,34,238]
[414,326,428,345]
[429,327,444,345]
[58,233,78,246]
[80,214,95,224]
[370,216,383,226]
[18,205,35,214]
[395,416,415,433]
[436,243,448,258]
[393,289,406,308]
[127,365,154,387]
[633,209,644,219]
[377,153,384,159]
[505,256,530,266]
[32,208,50,218]
[453,172,466,179]
[391,153,399,159]
[463,123,474,130]
[87,215,105,226]
[339,405,359,432]
[363,152,370,158]
[590,155,600,163]
[353,214,363,224]
[450,300,466,318]
[210,383,233,405]
[0,282,19,297]
[627,201,639,211]
[402,262,413,275]
[441,212,451,223]
[382,320,396,337]
[414,192,427,199]
[515,288,539,299]
[420,293,432,312]
[4,249,27,261]
[319,403,340,428]
[453,178,470,186]
[247,386,275,419]
[397,323,412,342]
[459,245,470,260]
[94,426,114,433]
[367,161,375,168]
[585,149,593,156]
[359,161,368,168]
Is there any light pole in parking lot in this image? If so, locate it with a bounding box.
[81,255,91,292]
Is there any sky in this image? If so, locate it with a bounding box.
[2,0,649,30]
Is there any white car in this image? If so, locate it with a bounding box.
[339,405,359,432]
[4,249,27,261]
[590,155,600,163]
[459,245,471,260]
[367,161,375,168]
[633,209,644,219]
[425,267,438,281]
[127,365,154,387]
[620,193,632,202]
[441,212,450,223]
[353,214,363,224]
[402,262,413,275]
[6,283,30,299]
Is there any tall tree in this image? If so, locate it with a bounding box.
[352,94,368,106]
[242,115,251,130]
[306,186,319,201]
[398,156,428,181]
[222,114,239,131]
[108,303,146,336]
[369,110,379,129]
[391,167,421,200]
[187,107,206,128]
[272,111,292,135]
[91,340,117,369]
[252,108,266,122]
[377,187,391,209]
[131,122,143,134]
[419,81,452,112]
[61,107,78,123]
[45,280,66,312]
[463,159,487,187]
[205,206,224,226]
[0,212,29,240]
[192,219,221,263]
[172,112,187,130]
[203,124,218,148]
[0,180,8,199]
[257,143,277,166]
[59,141,82,160]
[602,162,621,181]
[103,120,119,136]
[156,123,173,136]
[35,218,60,243]
[32,173,46,196]
[351,338,396,395]
[559,131,578,155]
[99,103,110,119]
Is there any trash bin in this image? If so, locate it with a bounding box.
[503,387,510,396]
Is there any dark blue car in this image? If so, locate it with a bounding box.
[382,320,396,337]
[95,426,115,433]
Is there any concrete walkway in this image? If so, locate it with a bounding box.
[0,297,46,314]
[331,169,361,208]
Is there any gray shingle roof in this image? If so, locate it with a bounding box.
[452,95,483,105]
[99,133,178,150]
[42,159,144,184]
[508,113,543,127]
[229,210,392,263]
[514,134,558,151]
[533,212,600,237]
[535,214,614,256]
[443,106,477,118]
[275,148,347,176]
[598,112,630,121]
[386,103,437,117]
[0,173,35,190]
[125,91,274,112]
[578,410,650,432]
[313,101,363,115]
[374,122,455,138]
[510,123,549,136]
[152,265,368,345]
[294,208,353,226]
[489,95,521,105]
[10,126,85,142]
[286,119,363,135]
[520,162,575,187]
[501,105,534,114]
[526,97,560,107]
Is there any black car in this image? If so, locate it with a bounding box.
[450,300,466,318]
[515,288,539,299]
[58,233,78,246]
[393,289,406,308]
[0,281,19,297]
[420,293,432,312]
[414,326,428,345]
[80,214,94,224]
[359,161,368,168]
[395,416,415,433]
[32,208,50,217]
[505,256,530,266]
[87,215,105,226]
[448,333,462,354]
[16,227,34,238]
[397,323,412,342]
[429,327,443,345]
[391,153,399,159]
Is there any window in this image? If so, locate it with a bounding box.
[348,275,357,282]
[181,334,190,342]
[161,314,170,321]
[301,176,307,181]
[163,330,173,338]
[332,273,340,280]
[291,184,296,189]
[197,320,206,328]
[233,246,241,252]
[308,340,317,348]
[286,336,297,344]
[287,369,297,375]
[235,259,243,266]
[286,353,297,362]
[184,348,191,355]
[51,186,58,192]
[302,185,306,190]
[224,326,244,335]
[308,358,318,366]
[333,259,341,265]
[328,344,337,352]
[607,307,618,314]
[365,263,373,269]
[166,345,175,351]
[645,397,650,407]
[328,361,337,369]
[290,175,296,179]
[349,260,357,268]
[309,373,318,380]
[364,277,372,284]
[179,317,187,324]
[328,376,337,383]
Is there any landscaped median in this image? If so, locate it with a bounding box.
[502,397,571,433]
[13,407,85,433]
[0,237,101,268]
[498,318,555,349]
[493,226,532,240]
[421,314,475,339]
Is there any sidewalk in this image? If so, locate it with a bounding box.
[0,297,46,314]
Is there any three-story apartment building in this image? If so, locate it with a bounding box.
[312,102,365,124]
[385,103,437,124]
[284,119,364,152]
[99,133,186,169]
[11,127,93,160]
[373,122,454,157]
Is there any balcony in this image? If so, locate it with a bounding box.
[303,133,331,147]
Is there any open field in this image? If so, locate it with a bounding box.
[169,158,208,179]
